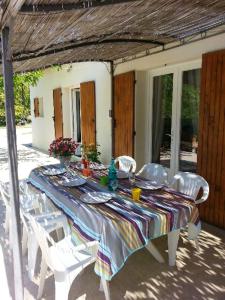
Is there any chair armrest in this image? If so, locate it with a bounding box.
[195,186,209,204]
[36,213,70,236]
[71,240,99,254]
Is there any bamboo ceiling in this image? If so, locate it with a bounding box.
[1,0,225,72]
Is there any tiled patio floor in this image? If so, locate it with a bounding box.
[0,127,225,300]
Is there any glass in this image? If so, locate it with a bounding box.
[129,172,135,186]
[179,69,200,173]
[110,179,118,192]
[100,175,109,186]
[131,188,141,201]
[152,73,173,169]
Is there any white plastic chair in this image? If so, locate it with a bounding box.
[114,156,136,173]
[29,214,110,300]
[0,182,11,234]
[170,171,209,250]
[136,163,168,184]
[170,172,209,204]
[20,192,65,280]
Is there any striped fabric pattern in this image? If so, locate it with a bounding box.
[29,164,199,280]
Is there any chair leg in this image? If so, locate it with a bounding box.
[168,229,180,266]
[145,241,165,263]
[55,279,70,300]
[5,207,10,234]
[28,234,39,280]
[22,226,28,256]
[101,279,111,300]
[37,259,48,299]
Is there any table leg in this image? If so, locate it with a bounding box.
[145,241,165,263]
[168,229,180,266]
[100,278,111,300]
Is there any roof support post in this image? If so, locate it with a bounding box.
[1,26,24,300]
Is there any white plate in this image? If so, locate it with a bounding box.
[136,181,163,190]
[43,168,66,176]
[80,192,112,204]
[61,177,86,187]
[117,170,129,179]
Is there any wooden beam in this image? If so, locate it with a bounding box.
[20,0,134,13]
[1,26,23,300]
[12,38,163,62]
[0,0,25,29]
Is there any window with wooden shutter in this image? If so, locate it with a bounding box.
[34,98,40,117]
[80,81,96,145]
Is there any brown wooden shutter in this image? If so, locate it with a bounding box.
[53,88,63,139]
[113,71,135,157]
[197,49,225,228]
[34,98,39,117]
[80,81,96,145]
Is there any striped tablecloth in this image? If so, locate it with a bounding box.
[29,164,199,281]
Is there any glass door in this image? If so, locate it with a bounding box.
[150,62,201,177]
[179,69,201,173]
[151,73,174,170]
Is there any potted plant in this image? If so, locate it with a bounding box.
[81,143,101,163]
[48,137,79,166]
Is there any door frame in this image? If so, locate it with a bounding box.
[148,60,201,177]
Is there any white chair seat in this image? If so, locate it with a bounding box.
[49,237,95,273]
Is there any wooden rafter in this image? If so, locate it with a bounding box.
[20,0,135,13]
[0,0,25,29]
[12,38,164,62]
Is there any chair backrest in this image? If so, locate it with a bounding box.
[171,172,209,204]
[0,182,10,207]
[136,163,168,184]
[114,156,136,173]
[29,214,56,269]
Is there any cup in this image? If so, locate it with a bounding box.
[131,188,141,201]
[82,168,92,177]
[129,172,136,186]
[100,175,109,186]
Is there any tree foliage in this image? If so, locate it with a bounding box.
[0,70,43,126]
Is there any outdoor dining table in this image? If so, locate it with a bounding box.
[28,163,200,282]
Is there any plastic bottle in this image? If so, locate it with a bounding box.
[108,158,118,191]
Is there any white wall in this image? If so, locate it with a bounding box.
[30,62,112,163]
[115,33,225,74]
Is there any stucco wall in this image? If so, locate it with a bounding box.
[30,62,112,163]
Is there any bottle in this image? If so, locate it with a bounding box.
[108,158,118,191]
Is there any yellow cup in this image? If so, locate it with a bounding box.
[131,188,141,201]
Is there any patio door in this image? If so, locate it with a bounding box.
[53,88,63,139]
[150,62,201,177]
[113,71,135,157]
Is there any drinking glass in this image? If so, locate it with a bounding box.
[111,179,118,191]
[129,172,136,186]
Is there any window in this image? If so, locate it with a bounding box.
[71,89,81,155]
[34,97,44,118]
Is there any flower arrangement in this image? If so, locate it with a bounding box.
[49,137,78,157]
[81,143,101,163]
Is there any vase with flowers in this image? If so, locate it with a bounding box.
[48,137,79,166]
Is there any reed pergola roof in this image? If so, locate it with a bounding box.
[1,0,225,72]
